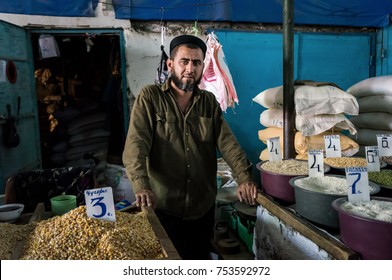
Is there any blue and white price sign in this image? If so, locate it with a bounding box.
[84,187,116,222]
[345,167,370,202]
[365,146,380,172]
[308,150,324,177]
[377,134,392,156]
[324,134,341,158]
[267,136,282,162]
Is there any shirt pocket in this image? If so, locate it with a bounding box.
[194,116,214,143]
[155,113,177,142]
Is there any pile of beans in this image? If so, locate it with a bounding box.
[324,157,367,168]
[369,169,392,188]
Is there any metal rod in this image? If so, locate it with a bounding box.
[283,0,295,159]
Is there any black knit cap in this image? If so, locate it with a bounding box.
[170,35,207,56]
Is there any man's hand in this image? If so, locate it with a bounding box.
[135,189,156,208]
[237,180,258,205]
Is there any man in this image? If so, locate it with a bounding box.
[123,34,257,260]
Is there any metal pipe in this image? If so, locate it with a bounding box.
[283,0,295,159]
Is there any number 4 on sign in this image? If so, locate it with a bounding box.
[267,136,282,162]
[84,187,116,222]
[324,134,342,158]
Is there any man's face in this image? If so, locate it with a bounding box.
[167,45,204,92]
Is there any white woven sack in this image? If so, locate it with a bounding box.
[295,85,359,116]
[259,108,357,136]
[347,75,392,98]
[253,86,284,109]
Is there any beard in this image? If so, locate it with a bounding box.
[170,71,201,92]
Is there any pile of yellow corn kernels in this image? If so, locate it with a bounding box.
[18,206,164,260]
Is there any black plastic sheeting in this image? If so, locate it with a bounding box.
[0,0,392,28]
[113,0,392,28]
[0,0,98,17]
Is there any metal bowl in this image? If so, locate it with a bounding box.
[290,175,380,229]
[257,160,330,205]
[0,203,24,222]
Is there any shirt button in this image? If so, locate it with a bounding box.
[186,147,190,151]
[186,133,189,136]
[187,165,190,168]
[187,179,191,183]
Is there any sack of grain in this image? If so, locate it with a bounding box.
[253,84,359,116]
[347,128,392,146]
[357,95,392,113]
[258,127,359,159]
[295,85,358,116]
[350,112,392,130]
[347,75,392,98]
[259,108,357,136]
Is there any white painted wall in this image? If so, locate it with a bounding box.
[0,2,182,99]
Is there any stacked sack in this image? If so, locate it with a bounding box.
[346,76,392,156]
[253,81,360,160]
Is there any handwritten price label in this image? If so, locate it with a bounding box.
[345,167,370,202]
[377,134,392,156]
[308,150,324,177]
[267,137,282,162]
[324,134,341,158]
[365,146,380,172]
[84,187,116,222]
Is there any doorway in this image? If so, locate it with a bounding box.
[30,30,128,169]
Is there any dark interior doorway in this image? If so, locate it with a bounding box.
[31,32,125,169]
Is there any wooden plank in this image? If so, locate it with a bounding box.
[143,206,181,260]
[256,192,359,260]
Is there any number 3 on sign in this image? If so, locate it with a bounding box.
[84,187,116,222]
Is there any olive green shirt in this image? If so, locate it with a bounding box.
[123,79,253,220]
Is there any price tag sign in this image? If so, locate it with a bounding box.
[377,134,392,156]
[324,134,341,158]
[84,187,116,222]
[308,150,324,177]
[267,136,282,162]
[365,146,380,172]
[345,167,370,202]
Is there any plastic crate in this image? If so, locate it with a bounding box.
[237,216,254,253]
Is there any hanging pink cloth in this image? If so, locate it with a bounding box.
[200,32,239,112]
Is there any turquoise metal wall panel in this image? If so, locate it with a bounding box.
[297,33,374,90]
[213,31,298,177]
[214,30,375,177]
[376,26,392,76]
[0,21,41,194]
